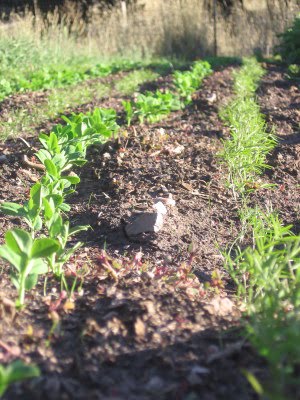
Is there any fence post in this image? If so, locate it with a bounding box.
[213,0,218,56]
[121,1,128,28]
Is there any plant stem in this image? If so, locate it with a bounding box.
[18,274,26,307]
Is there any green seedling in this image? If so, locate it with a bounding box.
[123,61,212,125]
[225,211,297,308]
[0,360,40,396]
[134,90,181,123]
[0,58,116,102]
[37,154,81,199]
[43,203,89,277]
[192,60,213,76]
[1,183,72,235]
[1,183,46,237]
[0,228,59,307]
[276,13,300,65]
[220,56,300,398]
[233,58,265,97]
[34,108,119,202]
[60,107,119,150]
[36,145,86,176]
[288,64,300,78]
[122,100,134,126]
[173,60,212,104]
[38,108,119,169]
[173,70,199,104]
[219,97,277,195]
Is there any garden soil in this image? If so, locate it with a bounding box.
[0,63,299,399]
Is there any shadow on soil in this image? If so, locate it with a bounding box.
[4,282,260,400]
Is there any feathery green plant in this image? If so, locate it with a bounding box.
[224,209,300,399]
[219,58,277,195]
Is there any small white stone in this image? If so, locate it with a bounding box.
[125,212,164,236]
[207,93,217,103]
[154,194,176,208]
[153,201,167,215]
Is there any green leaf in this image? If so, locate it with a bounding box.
[43,197,55,220]
[6,360,40,381]
[24,273,38,290]
[44,159,59,178]
[49,214,63,237]
[62,174,80,185]
[30,238,59,258]
[48,132,59,153]
[59,203,71,212]
[242,369,264,395]
[38,132,49,148]
[69,225,90,236]
[48,194,64,208]
[63,241,83,260]
[0,202,25,217]
[29,258,48,275]
[35,148,51,164]
[30,183,44,209]
[5,229,32,256]
[70,159,87,167]
[9,272,20,290]
[0,360,40,396]
[0,245,22,271]
[33,215,43,231]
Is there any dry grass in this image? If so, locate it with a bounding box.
[0,0,299,62]
[86,0,215,59]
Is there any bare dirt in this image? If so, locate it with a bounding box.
[0,63,298,399]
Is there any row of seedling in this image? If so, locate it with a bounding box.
[0,59,145,102]
[219,57,277,197]
[123,60,212,125]
[220,58,300,399]
[0,59,213,308]
[0,108,119,308]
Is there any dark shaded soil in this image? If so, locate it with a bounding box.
[0,63,297,399]
[253,65,300,232]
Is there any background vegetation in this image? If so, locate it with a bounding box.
[0,0,299,59]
